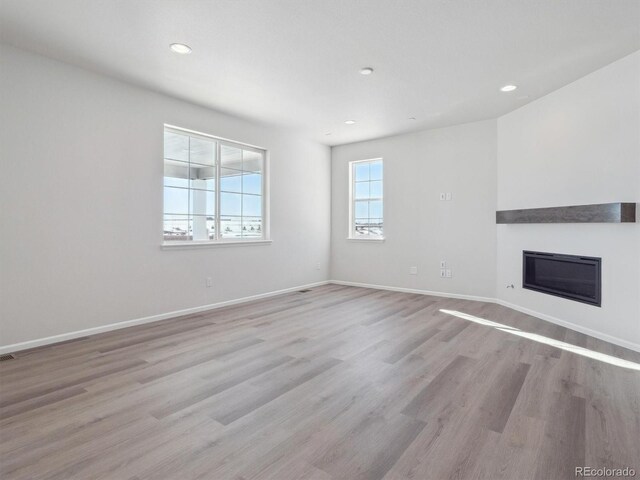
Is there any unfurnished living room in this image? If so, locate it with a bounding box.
[0,1,639,479]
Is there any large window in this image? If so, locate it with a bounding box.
[163,126,266,243]
[350,158,383,239]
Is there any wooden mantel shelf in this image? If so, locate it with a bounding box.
[496,202,637,224]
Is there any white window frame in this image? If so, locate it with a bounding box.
[348,158,384,241]
[162,124,270,248]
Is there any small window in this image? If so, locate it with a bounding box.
[163,126,267,244]
[349,158,383,239]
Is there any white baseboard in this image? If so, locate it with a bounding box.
[3,279,638,355]
[0,281,330,354]
[329,280,640,353]
[329,280,496,303]
[495,299,640,353]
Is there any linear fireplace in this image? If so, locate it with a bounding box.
[523,251,601,307]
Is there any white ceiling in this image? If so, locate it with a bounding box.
[1,0,639,146]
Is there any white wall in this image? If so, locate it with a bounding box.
[2,43,637,353]
[331,120,497,300]
[0,45,331,349]
[497,51,640,349]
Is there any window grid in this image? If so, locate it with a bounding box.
[218,147,264,239]
[350,159,383,239]
[163,127,266,243]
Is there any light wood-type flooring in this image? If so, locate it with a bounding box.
[1,284,639,480]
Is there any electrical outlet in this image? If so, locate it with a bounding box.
[446,269,452,278]
[440,269,446,278]
[206,277,213,287]
[440,260,446,269]
[446,192,452,201]
[315,262,321,270]
[439,192,446,201]
[409,266,418,275]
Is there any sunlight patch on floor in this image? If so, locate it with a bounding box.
[440,309,640,372]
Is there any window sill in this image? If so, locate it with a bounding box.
[346,237,386,243]
[162,239,272,249]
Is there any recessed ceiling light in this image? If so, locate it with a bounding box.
[170,43,192,54]
[500,84,517,92]
[360,67,374,75]
[345,120,356,125]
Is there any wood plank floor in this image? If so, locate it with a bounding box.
[1,284,639,480]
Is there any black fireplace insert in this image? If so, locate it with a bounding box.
[523,251,601,307]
